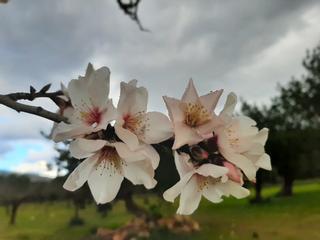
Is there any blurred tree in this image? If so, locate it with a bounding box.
[242,42,320,198]
[0,174,49,225]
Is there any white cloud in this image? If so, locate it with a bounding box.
[14,160,58,178]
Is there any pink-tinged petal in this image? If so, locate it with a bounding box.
[223,161,243,184]
[220,92,237,118]
[143,111,173,144]
[114,122,140,150]
[112,142,145,162]
[217,180,250,199]
[117,80,148,115]
[172,122,203,149]
[199,89,223,113]
[177,176,202,215]
[123,160,157,189]
[163,96,185,122]
[139,144,160,169]
[202,185,223,203]
[87,165,124,204]
[63,155,97,191]
[87,66,110,107]
[69,138,106,159]
[220,149,257,181]
[174,152,194,177]
[181,79,200,104]
[196,164,228,178]
[163,171,194,202]
[256,153,272,170]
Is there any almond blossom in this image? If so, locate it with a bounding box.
[163,152,249,215]
[215,93,272,181]
[63,138,158,204]
[114,80,173,152]
[163,79,223,149]
[52,63,116,142]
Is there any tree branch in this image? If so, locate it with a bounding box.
[0,88,68,123]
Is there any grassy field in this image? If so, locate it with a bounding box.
[0,181,319,240]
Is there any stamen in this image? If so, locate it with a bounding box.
[122,111,147,139]
[183,102,211,127]
[95,146,125,176]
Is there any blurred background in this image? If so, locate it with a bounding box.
[0,0,320,239]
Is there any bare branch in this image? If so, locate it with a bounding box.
[0,89,68,123]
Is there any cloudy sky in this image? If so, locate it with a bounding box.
[0,0,319,177]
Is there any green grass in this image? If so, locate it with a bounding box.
[1,181,320,240]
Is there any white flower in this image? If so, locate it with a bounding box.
[52,63,116,142]
[63,138,158,204]
[114,80,173,151]
[215,93,272,181]
[163,152,249,215]
[163,79,223,149]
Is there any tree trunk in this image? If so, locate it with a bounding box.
[9,202,20,225]
[124,193,147,217]
[74,204,79,219]
[281,174,294,196]
[252,170,263,203]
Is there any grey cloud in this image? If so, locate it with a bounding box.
[0,0,320,140]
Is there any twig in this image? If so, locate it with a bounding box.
[0,86,68,123]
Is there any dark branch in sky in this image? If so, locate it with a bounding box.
[117,0,149,32]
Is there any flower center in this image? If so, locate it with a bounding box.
[184,102,211,128]
[188,136,225,167]
[122,112,147,138]
[96,146,124,175]
[80,107,102,127]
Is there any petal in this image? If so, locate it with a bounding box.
[98,99,117,128]
[113,142,146,162]
[51,122,92,142]
[177,176,202,215]
[196,116,223,136]
[117,80,148,115]
[256,153,272,170]
[196,164,228,178]
[255,128,269,145]
[220,92,237,117]
[221,149,257,181]
[123,160,157,189]
[202,185,223,203]
[163,96,185,122]
[174,151,194,177]
[217,180,250,199]
[143,112,173,144]
[87,166,124,204]
[199,89,223,113]
[181,79,200,104]
[114,123,140,150]
[63,156,97,191]
[87,66,110,107]
[163,171,194,202]
[70,138,106,159]
[139,144,160,169]
[172,122,203,149]
[68,78,91,111]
